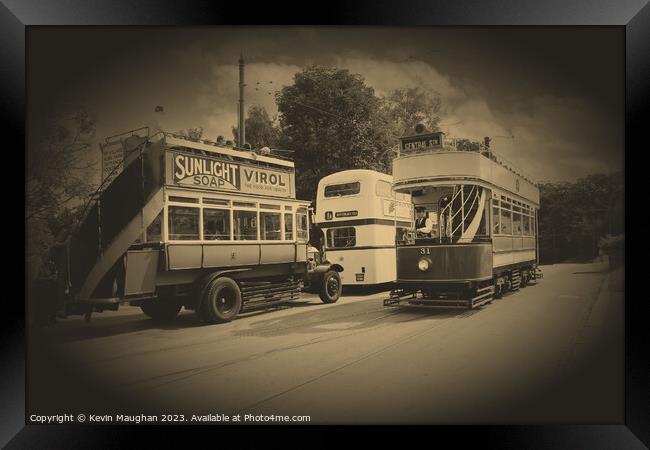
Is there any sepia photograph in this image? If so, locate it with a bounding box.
[7,8,640,442]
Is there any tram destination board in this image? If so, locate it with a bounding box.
[166,151,295,198]
[400,132,444,151]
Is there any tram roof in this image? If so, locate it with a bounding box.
[392,150,540,206]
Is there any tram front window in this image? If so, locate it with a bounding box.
[260,211,282,240]
[234,210,257,240]
[168,206,199,240]
[204,208,230,240]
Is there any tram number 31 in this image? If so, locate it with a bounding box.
[419,248,431,255]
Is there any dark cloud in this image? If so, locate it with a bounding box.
[28,27,623,183]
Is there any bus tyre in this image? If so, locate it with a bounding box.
[199,277,242,324]
[319,270,342,304]
[141,298,182,322]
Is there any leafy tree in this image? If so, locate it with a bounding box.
[538,172,624,264]
[276,65,394,200]
[382,87,442,136]
[26,109,98,281]
[232,105,280,150]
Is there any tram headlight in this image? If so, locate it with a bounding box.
[418,258,430,272]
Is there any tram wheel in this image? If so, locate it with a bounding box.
[319,270,342,304]
[199,277,242,324]
[141,297,182,322]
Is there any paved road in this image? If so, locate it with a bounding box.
[29,262,623,424]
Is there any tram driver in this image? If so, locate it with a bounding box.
[415,206,436,239]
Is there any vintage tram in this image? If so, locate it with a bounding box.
[315,169,412,286]
[49,129,342,324]
[385,127,542,310]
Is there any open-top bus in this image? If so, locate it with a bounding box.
[315,169,412,286]
[47,129,343,324]
[385,127,542,309]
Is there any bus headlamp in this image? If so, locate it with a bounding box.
[418,258,430,272]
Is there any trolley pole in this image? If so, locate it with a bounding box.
[238,52,245,147]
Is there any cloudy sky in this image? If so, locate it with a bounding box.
[28,27,624,183]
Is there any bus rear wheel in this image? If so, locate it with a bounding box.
[140,297,182,322]
[199,277,242,324]
[319,270,342,304]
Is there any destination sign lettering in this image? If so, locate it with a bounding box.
[400,132,444,151]
[168,152,294,198]
[335,210,358,218]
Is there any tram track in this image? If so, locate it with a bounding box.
[106,303,462,393]
[233,302,492,415]
[74,298,406,365]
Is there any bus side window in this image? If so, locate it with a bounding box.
[327,227,356,248]
[168,206,199,240]
[284,212,294,240]
[260,211,282,240]
[296,207,309,242]
[146,211,162,242]
[203,208,230,240]
[234,209,257,240]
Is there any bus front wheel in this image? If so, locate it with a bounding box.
[319,270,342,304]
[199,277,242,324]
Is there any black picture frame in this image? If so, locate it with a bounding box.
[6,1,646,448]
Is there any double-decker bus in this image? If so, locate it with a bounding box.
[385,126,542,309]
[315,170,412,286]
[48,129,342,324]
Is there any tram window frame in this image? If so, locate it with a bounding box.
[260,211,282,241]
[324,181,361,198]
[168,205,200,241]
[296,207,309,242]
[513,209,522,236]
[523,213,531,236]
[233,209,258,241]
[499,201,512,235]
[492,199,501,235]
[327,227,356,249]
[375,180,393,198]
[203,207,231,241]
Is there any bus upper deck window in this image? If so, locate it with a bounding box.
[168,206,199,240]
[260,211,282,240]
[324,182,360,197]
[296,207,309,242]
[203,208,231,240]
[234,210,257,240]
[284,213,294,240]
